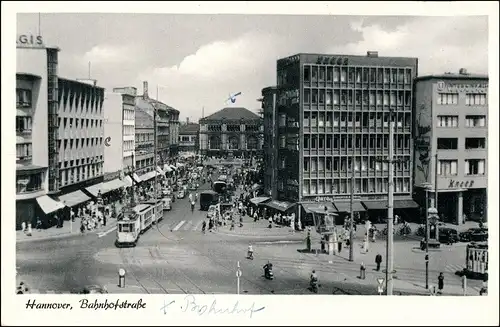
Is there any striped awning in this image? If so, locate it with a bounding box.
[102,178,125,192]
[36,195,65,214]
[58,190,90,207]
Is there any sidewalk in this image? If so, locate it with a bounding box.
[16,201,125,243]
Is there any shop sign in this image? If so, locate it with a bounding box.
[448,180,475,189]
[316,56,349,65]
[17,34,44,47]
[437,81,488,92]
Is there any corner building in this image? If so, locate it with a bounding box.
[275,52,419,225]
[413,70,488,225]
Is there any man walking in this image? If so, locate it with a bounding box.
[438,272,444,295]
[375,253,383,271]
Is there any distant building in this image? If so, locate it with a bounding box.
[199,107,263,157]
[134,108,155,177]
[178,122,200,154]
[414,69,488,225]
[261,86,278,198]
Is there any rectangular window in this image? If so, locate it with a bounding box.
[437,138,458,150]
[465,159,485,175]
[303,158,310,172]
[438,160,458,176]
[437,115,459,127]
[437,93,459,105]
[326,90,332,105]
[465,115,486,127]
[303,181,310,195]
[319,89,325,104]
[311,113,317,127]
[333,91,340,105]
[304,89,311,103]
[465,93,487,106]
[311,180,317,195]
[311,158,317,172]
[465,138,486,149]
[16,89,32,107]
[304,66,310,82]
[303,112,310,127]
[318,113,325,127]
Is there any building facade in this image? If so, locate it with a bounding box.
[414,69,488,225]
[178,122,200,154]
[112,87,136,173]
[169,109,180,158]
[199,107,263,157]
[261,86,278,198]
[275,52,418,223]
[134,108,155,176]
[57,78,105,194]
[15,38,56,228]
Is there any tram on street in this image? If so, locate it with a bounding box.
[143,199,164,223]
[115,202,158,247]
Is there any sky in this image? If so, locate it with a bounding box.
[17,14,488,121]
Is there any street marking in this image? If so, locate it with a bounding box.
[98,226,117,238]
[193,221,203,231]
[184,220,194,230]
[172,221,185,231]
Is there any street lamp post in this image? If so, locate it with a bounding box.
[421,182,432,289]
[349,133,355,262]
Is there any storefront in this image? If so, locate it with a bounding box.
[362,198,420,224]
[35,195,66,228]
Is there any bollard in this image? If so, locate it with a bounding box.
[118,268,126,288]
[360,263,366,279]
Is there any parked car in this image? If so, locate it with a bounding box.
[177,189,186,199]
[459,228,488,242]
[439,227,459,244]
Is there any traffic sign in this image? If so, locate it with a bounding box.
[377,278,385,294]
[236,269,242,278]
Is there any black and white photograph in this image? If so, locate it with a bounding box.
[2,1,499,326]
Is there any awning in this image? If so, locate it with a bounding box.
[251,183,263,193]
[164,164,173,173]
[302,202,336,214]
[394,199,420,209]
[58,190,90,207]
[362,200,388,210]
[333,200,366,212]
[85,182,106,197]
[156,166,165,175]
[103,178,125,192]
[36,195,65,214]
[263,200,296,212]
[139,171,157,182]
[249,196,271,205]
[122,176,133,187]
[132,173,141,183]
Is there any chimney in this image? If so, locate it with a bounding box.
[143,81,149,99]
[367,51,379,58]
[186,117,190,124]
[459,68,468,75]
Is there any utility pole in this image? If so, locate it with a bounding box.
[349,133,355,262]
[434,153,438,209]
[386,120,395,295]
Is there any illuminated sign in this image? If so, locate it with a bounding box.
[17,34,44,47]
[448,180,475,189]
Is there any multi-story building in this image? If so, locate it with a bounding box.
[199,107,263,157]
[261,86,278,198]
[178,121,200,154]
[16,36,59,228]
[57,78,105,197]
[134,107,155,184]
[169,108,180,158]
[274,52,419,225]
[414,69,488,225]
[112,87,136,173]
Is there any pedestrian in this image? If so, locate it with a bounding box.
[70,208,75,222]
[54,213,60,228]
[80,221,85,234]
[253,211,258,222]
[21,221,26,233]
[338,241,342,254]
[268,216,273,229]
[36,217,42,231]
[438,272,444,294]
[202,221,207,234]
[191,200,195,213]
[26,222,32,236]
[375,253,383,271]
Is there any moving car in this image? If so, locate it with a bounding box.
[200,190,219,211]
[439,227,459,244]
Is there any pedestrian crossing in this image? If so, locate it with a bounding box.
[445,264,465,274]
[170,220,204,232]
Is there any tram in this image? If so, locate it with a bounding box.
[143,199,164,223]
[115,203,156,247]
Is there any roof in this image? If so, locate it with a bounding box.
[58,77,105,91]
[179,123,200,134]
[201,107,260,122]
[135,108,154,128]
[415,73,488,82]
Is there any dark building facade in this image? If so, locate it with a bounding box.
[261,86,278,198]
[199,107,263,157]
[274,52,419,224]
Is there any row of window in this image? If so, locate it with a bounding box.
[437,115,487,128]
[58,156,103,169]
[16,89,32,108]
[16,172,43,194]
[206,125,261,132]
[302,134,411,150]
[302,112,411,128]
[16,116,33,133]
[436,93,487,106]
[59,117,103,129]
[58,163,103,188]
[438,159,486,176]
[59,88,103,115]
[136,158,154,170]
[123,108,135,121]
[16,143,32,160]
[124,140,134,152]
[437,138,486,150]
[58,137,104,150]
[135,133,154,143]
[123,125,134,136]
[303,66,413,85]
[302,177,411,195]
[303,156,410,172]
[304,89,412,106]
